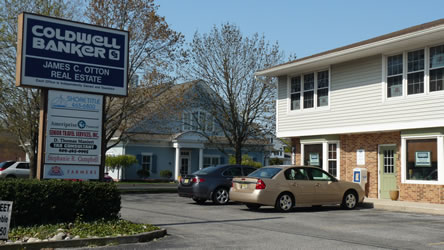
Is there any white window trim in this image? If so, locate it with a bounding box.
[401,135,444,185]
[300,140,340,179]
[287,67,331,113]
[141,152,153,171]
[383,43,444,102]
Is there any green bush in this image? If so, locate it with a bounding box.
[136,169,150,178]
[269,158,283,165]
[229,154,262,168]
[0,179,120,227]
[159,170,172,178]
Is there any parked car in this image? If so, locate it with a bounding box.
[0,161,30,179]
[230,165,364,212]
[178,164,257,205]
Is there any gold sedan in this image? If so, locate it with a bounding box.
[230,166,365,212]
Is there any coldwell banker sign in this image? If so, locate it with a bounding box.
[16,13,128,96]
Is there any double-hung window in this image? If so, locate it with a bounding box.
[142,154,152,172]
[407,49,425,95]
[429,45,444,92]
[289,69,329,111]
[290,76,301,110]
[387,54,403,97]
[386,44,444,98]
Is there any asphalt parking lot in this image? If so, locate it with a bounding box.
[87,193,444,250]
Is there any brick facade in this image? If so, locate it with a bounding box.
[291,131,444,204]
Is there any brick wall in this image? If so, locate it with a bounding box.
[291,131,444,204]
[340,132,400,199]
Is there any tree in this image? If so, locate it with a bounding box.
[0,0,81,178]
[105,154,137,179]
[229,154,262,168]
[85,0,186,151]
[186,23,283,164]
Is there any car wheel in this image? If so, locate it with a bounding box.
[6,175,16,179]
[212,187,229,205]
[275,192,294,212]
[246,204,261,210]
[341,190,358,210]
[192,197,206,205]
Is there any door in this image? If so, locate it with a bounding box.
[16,163,30,178]
[284,168,316,206]
[180,151,191,176]
[307,167,342,204]
[380,146,397,199]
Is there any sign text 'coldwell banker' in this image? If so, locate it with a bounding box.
[16,13,128,96]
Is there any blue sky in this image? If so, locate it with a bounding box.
[158,0,444,60]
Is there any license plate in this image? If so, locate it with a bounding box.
[183,179,189,184]
[241,184,248,189]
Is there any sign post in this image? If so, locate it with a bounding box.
[16,12,128,180]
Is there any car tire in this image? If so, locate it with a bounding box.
[212,187,229,205]
[275,192,294,212]
[341,190,358,210]
[246,204,261,210]
[193,197,206,205]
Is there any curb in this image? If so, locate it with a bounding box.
[361,201,444,215]
[119,188,178,194]
[0,229,167,250]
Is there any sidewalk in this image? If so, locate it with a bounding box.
[362,198,444,215]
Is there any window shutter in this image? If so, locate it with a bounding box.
[220,157,225,164]
[136,154,142,168]
[151,155,157,173]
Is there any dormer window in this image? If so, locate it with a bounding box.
[182,111,214,132]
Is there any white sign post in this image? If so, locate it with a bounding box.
[0,201,13,240]
[43,90,102,179]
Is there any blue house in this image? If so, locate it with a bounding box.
[106,80,268,181]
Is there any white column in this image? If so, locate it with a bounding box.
[300,144,305,165]
[175,147,180,181]
[323,142,328,172]
[199,148,204,170]
[438,136,444,185]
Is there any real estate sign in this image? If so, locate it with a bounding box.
[43,90,102,179]
[0,201,12,240]
[16,13,128,96]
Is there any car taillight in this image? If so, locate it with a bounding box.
[255,179,266,190]
[0,168,4,172]
[192,177,205,183]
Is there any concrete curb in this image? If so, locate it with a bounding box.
[0,229,167,250]
[119,188,177,194]
[362,201,444,215]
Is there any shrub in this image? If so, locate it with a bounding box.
[0,179,120,227]
[269,158,283,165]
[159,170,172,178]
[229,154,262,168]
[136,169,150,178]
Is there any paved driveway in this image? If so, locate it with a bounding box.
[97,194,444,249]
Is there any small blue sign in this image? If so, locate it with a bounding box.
[353,171,361,182]
[17,13,128,96]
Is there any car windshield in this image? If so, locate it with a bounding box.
[248,168,282,179]
[192,166,218,175]
[0,161,15,169]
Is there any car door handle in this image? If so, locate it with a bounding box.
[315,183,320,187]
[291,183,299,187]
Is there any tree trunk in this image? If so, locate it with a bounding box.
[28,148,37,179]
[235,143,242,165]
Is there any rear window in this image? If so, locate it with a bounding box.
[192,166,217,175]
[247,168,281,179]
[0,161,15,169]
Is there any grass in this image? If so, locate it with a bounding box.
[9,219,160,241]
